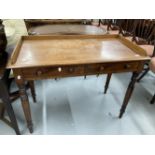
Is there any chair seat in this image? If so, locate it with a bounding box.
[150,57,155,73]
[139,44,154,57]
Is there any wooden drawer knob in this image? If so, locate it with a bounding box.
[58,67,62,72]
[100,66,105,71]
[37,70,42,76]
[124,64,131,69]
[69,67,74,72]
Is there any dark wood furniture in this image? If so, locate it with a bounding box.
[0,19,7,59]
[133,20,155,82]
[0,20,20,134]
[0,19,36,134]
[7,34,149,133]
[0,52,20,134]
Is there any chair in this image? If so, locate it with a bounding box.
[119,19,137,41]
[0,53,36,135]
[104,20,155,94]
[106,19,121,34]
[0,20,36,134]
[133,20,155,82]
[149,57,155,104]
[0,52,20,134]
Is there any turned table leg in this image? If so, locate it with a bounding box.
[28,81,36,103]
[0,80,20,135]
[15,76,33,133]
[104,73,112,94]
[119,72,139,118]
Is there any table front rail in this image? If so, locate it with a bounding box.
[13,61,144,80]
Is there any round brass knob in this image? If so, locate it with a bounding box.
[58,67,62,72]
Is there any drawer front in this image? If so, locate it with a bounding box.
[22,65,85,79]
[21,62,140,80]
[85,61,139,75]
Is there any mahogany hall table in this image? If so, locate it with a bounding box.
[7,34,150,133]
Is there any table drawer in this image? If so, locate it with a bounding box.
[85,62,139,74]
[22,65,85,79]
[21,62,140,80]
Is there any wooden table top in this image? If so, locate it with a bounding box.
[7,34,150,69]
[25,19,86,24]
[28,25,106,35]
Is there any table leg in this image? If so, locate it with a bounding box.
[0,80,20,135]
[119,72,139,118]
[104,73,112,94]
[29,81,36,103]
[15,76,33,133]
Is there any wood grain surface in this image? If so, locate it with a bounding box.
[7,34,150,69]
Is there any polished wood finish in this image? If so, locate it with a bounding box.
[8,35,148,68]
[7,34,150,132]
[27,24,106,80]
[15,69,33,133]
[28,25,106,35]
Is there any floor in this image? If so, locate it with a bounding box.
[0,71,155,135]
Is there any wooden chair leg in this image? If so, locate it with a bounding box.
[0,103,5,119]
[137,68,149,82]
[28,81,36,103]
[150,94,155,104]
[10,91,20,102]
[0,80,20,135]
[98,19,101,26]
[104,73,112,94]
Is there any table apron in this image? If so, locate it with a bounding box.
[13,61,144,80]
